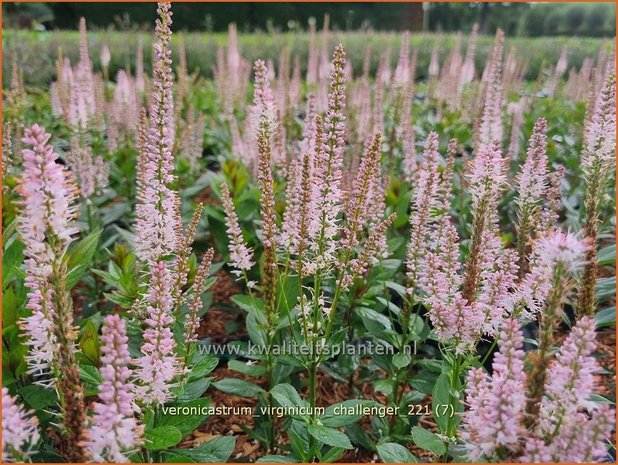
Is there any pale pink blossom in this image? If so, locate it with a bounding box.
[66,137,109,198]
[309,45,347,270]
[2,388,40,462]
[421,222,481,350]
[582,73,615,179]
[477,29,504,150]
[134,262,178,405]
[406,132,440,298]
[514,231,588,318]
[134,2,181,263]
[17,124,78,379]
[516,118,548,205]
[87,315,141,462]
[462,319,527,460]
[220,182,254,274]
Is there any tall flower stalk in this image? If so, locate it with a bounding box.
[134,1,181,264]
[514,117,548,278]
[86,315,142,462]
[2,389,40,462]
[577,73,616,316]
[523,231,588,424]
[17,124,89,461]
[134,261,178,405]
[463,316,614,462]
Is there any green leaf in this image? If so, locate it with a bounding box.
[596,277,615,302]
[321,447,345,463]
[376,442,418,463]
[598,244,616,266]
[345,423,376,452]
[595,306,616,328]
[159,398,211,436]
[228,359,267,377]
[178,378,212,402]
[588,393,615,405]
[320,400,378,427]
[79,320,101,365]
[162,452,196,463]
[188,355,218,380]
[256,455,299,463]
[172,436,236,462]
[2,287,18,328]
[2,239,24,289]
[19,385,57,410]
[270,383,305,410]
[66,229,102,289]
[432,373,451,433]
[231,294,264,313]
[411,426,446,455]
[410,370,439,395]
[144,426,183,450]
[407,314,429,342]
[307,424,353,449]
[79,365,103,397]
[356,307,395,343]
[384,281,407,298]
[246,312,267,346]
[213,378,265,396]
[392,353,412,369]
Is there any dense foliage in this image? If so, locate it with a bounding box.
[2,2,616,463]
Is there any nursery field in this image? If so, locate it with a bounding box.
[2,2,617,463]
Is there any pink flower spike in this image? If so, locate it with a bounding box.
[86,315,141,462]
[134,1,181,264]
[134,262,178,405]
[462,318,526,459]
[17,124,78,379]
[220,182,254,275]
[2,388,40,462]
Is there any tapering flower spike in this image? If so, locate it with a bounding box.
[476,29,504,150]
[171,203,204,306]
[279,157,303,252]
[2,389,40,463]
[523,231,589,428]
[134,261,178,405]
[344,213,396,290]
[18,124,89,461]
[406,132,440,300]
[421,222,479,350]
[134,1,181,263]
[514,230,588,319]
[542,316,598,417]
[461,23,478,84]
[462,318,526,460]
[86,315,141,462]
[184,248,215,343]
[343,133,382,253]
[220,182,254,275]
[100,44,111,69]
[309,44,347,270]
[401,78,417,184]
[394,31,411,86]
[17,124,78,379]
[515,117,548,277]
[578,73,616,316]
[249,59,278,144]
[66,137,109,199]
[462,140,508,303]
[256,129,279,321]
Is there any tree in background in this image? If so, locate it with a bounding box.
[2,2,615,37]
